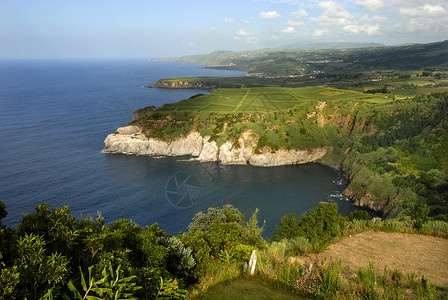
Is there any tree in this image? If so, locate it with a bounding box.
[188,204,245,233]
[298,202,343,243]
[412,203,430,231]
[272,213,300,241]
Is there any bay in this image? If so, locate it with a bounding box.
[0,59,354,237]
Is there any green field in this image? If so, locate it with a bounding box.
[156,86,388,114]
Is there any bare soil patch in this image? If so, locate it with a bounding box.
[317,231,448,287]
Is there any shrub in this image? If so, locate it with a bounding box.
[272,213,300,242]
[158,236,197,283]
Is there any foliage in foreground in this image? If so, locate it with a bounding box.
[0,202,264,299]
[2,200,448,299]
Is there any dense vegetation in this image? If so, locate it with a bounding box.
[2,201,447,299]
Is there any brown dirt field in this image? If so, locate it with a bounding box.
[315,231,448,287]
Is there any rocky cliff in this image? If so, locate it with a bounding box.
[103,126,329,167]
[149,80,214,90]
[342,185,387,213]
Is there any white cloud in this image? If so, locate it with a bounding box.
[396,3,448,35]
[235,28,251,36]
[400,4,447,17]
[355,0,384,12]
[291,8,308,18]
[261,11,282,19]
[281,26,297,33]
[209,27,217,31]
[343,24,380,35]
[287,20,305,26]
[242,19,251,24]
[311,1,354,26]
[234,28,258,43]
[361,14,388,23]
[312,28,329,37]
[224,17,235,23]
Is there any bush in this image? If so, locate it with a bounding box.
[158,236,196,283]
[347,210,372,221]
[272,213,300,242]
[297,202,344,244]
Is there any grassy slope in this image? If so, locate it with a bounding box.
[316,231,448,288]
[198,229,448,299]
[201,277,308,300]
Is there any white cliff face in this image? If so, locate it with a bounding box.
[103,126,329,167]
[103,126,203,156]
[248,148,328,167]
[197,140,218,161]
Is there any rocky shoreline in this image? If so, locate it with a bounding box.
[103,125,330,167]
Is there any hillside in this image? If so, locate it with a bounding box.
[152,40,448,77]
[317,231,448,288]
[201,231,448,299]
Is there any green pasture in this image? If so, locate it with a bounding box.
[156,86,388,114]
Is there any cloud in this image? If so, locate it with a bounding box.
[224,17,235,23]
[281,26,297,33]
[261,11,282,19]
[311,1,354,26]
[396,3,448,34]
[209,27,217,31]
[235,28,251,36]
[400,4,447,17]
[242,19,251,24]
[355,0,384,12]
[287,20,305,26]
[291,8,308,18]
[234,28,258,43]
[343,24,380,35]
[361,14,388,23]
[312,28,329,37]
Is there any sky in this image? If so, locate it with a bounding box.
[0,0,447,59]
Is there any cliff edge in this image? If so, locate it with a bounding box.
[103,125,329,167]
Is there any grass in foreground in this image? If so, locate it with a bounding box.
[199,276,308,300]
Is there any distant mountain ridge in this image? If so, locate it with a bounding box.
[151,40,448,76]
[278,41,385,50]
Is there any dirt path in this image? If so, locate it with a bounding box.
[317,231,448,287]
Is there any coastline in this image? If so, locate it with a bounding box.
[103,125,330,167]
[103,127,386,215]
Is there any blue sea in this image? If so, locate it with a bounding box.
[0,59,355,237]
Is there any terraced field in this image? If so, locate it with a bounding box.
[156,86,389,114]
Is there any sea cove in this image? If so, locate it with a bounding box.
[0,60,354,236]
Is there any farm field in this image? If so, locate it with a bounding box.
[156,86,388,114]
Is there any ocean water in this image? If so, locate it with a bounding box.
[0,59,354,237]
